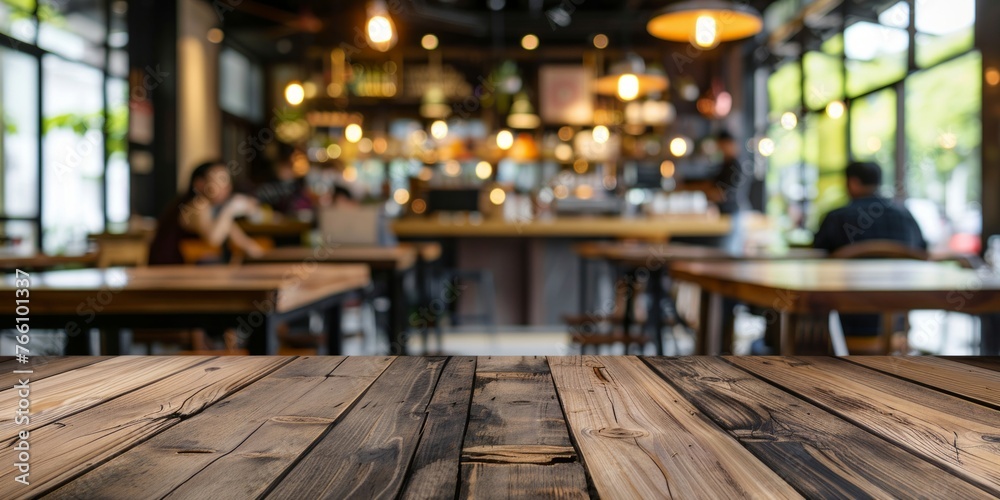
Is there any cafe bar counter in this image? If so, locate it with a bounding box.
[8,355,999,498]
[393,214,734,325]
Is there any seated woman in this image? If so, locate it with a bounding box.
[148,161,264,265]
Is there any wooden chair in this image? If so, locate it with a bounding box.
[830,240,929,355]
[830,240,929,260]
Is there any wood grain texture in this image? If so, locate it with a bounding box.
[392,215,731,238]
[0,264,369,315]
[464,356,573,453]
[645,356,991,499]
[846,356,1000,408]
[729,356,1000,495]
[164,356,393,499]
[249,245,418,271]
[48,357,390,499]
[0,356,210,442]
[461,356,588,499]
[401,357,476,500]
[268,356,447,499]
[0,356,288,498]
[0,356,108,389]
[459,463,589,499]
[548,356,799,499]
[670,260,1000,314]
[944,357,1000,373]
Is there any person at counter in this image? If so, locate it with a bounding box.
[679,131,752,252]
[148,161,265,265]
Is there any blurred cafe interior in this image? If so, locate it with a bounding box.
[1,0,999,357]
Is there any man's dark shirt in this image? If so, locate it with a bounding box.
[813,196,927,253]
[712,158,751,215]
[813,195,927,336]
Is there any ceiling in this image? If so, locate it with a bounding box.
[221,0,779,61]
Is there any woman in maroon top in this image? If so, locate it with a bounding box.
[148,161,264,265]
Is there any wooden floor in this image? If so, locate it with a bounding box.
[4,355,999,499]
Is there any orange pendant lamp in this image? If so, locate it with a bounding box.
[593,53,669,102]
[647,0,762,49]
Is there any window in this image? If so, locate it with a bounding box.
[765,0,981,250]
[767,62,801,115]
[803,50,844,111]
[915,0,975,68]
[845,21,908,96]
[0,0,127,253]
[37,0,106,68]
[0,47,39,250]
[851,89,897,187]
[42,55,105,253]
[0,0,38,45]
[906,52,981,247]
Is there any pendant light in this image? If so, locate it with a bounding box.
[366,0,397,52]
[646,0,762,49]
[593,53,668,101]
[507,92,541,129]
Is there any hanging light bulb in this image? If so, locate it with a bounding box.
[592,125,610,144]
[694,15,718,48]
[496,130,514,150]
[594,53,668,102]
[345,123,363,143]
[617,74,640,101]
[430,120,449,140]
[366,1,397,52]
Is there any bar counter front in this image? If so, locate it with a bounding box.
[6,355,999,498]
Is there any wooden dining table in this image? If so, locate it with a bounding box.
[0,264,370,355]
[7,355,999,498]
[671,259,1000,355]
[0,251,99,271]
[247,243,442,355]
[574,242,827,355]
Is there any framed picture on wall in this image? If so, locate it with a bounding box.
[539,65,593,125]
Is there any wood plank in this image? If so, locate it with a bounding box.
[401,357,476,500]
[645,356,991,499]
[0,356,108,388]
[730,356,1000,494]
[0,356,288,498]
[460,463,591,499]
[0,356,211,442]
[164,356,393,499]
[846,356,1000,408]
[48,356,390,499]
[267,356,447,499]
[464,356,574,452]
[460,356,589,499]
[548,356,798,499]
[943,357,1000,373]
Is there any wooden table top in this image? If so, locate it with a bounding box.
[238,218,314,237]
[249,245,421,271]
[392,214,732,238]
[0,252,99,271]
[2,264,370,315]
[576,242,827,265]
[9,355,998,498]
[671,259,1000,314]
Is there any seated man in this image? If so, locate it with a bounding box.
[813,161,927,343]
[814,161,926,253]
